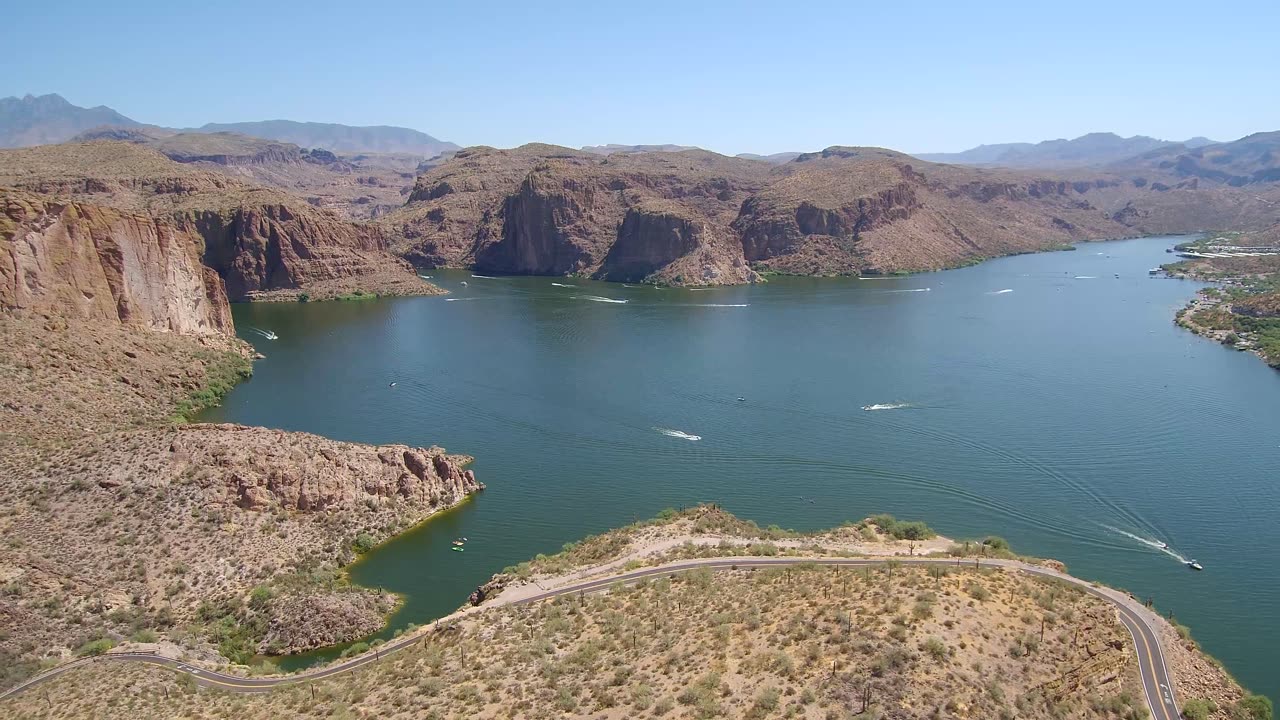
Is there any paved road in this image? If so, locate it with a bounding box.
[0,557,1180,719]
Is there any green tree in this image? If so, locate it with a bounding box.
[1182,698,1216,720]
[1232,695,1273,720]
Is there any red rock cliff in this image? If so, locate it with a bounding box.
[1,189,232,334]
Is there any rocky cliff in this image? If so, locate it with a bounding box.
[388,145,767,284]
[0,142,438,299]
[173,423,482,513]
[388,142,1280,284]
[1,188,231,333]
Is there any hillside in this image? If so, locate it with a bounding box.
[0,94,140,148]
[387,142,1280,284]
[915,132,1217,168]
[1,183,479,687]
[190,120,458,156]
[1114,132,1280,186]
[70,128,424,220]
[0,505,1263,720]
[0,142,438,300]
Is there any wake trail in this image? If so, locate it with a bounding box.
[987,289,1014,295]
[654,427,701,441]
[574,295,629,304]
[471,274,499,279]
[862,403,911,411]
[550,282,577,288]
[1103,525,1186,563]
[246,327,278,340]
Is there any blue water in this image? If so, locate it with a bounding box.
[205,237,1279,697]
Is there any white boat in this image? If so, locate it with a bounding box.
[1156,541,1168,549]
[1148,268,1162,275]
[1186,559,1203,571]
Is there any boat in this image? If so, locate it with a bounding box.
[451,546,464,552]
[1156,541,1168,549]
[389,382,397,387]
[737,397,746,402]
[1148,268,1161,275]
[1186,559,1203,571]
[451,539,465,546]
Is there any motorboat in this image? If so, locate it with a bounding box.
[1186,559,1203,571]
[1148,268,1162,275]
[1156,541,1168,549]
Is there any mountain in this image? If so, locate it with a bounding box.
[1111,131,1280,186]
[0,93,140,148]
[0,94,457,157]
[385,141,1280,285]
[915,132,1219,168]
[581,143,699,155]
[189,120,458,156]
[736,151,803,164]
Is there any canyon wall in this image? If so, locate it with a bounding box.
[1,189,232,333]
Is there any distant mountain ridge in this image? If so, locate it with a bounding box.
[0,93,456,156]
[0,93,140,148]
[188,120,457,156]
[915,132,1218,168]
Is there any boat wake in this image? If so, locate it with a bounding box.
[551,282,577,288]
[882,288,931,293]
[574,295,629,304]
[1074,276,1097,279]
[471,274,498,279]
[655,427,701,441]
[681,303,749,308]
[862,403,911,411]
[246,327,278,341]
[987,289,1014,295]
[1103,525,1186,563]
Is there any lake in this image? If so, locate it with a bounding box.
[204,236,1279,697]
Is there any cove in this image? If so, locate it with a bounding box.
[203,236,1280,697]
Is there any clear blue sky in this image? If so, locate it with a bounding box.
[5,0,1276,155]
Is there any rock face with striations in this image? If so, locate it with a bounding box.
[1,188,232,333]
[388,142,1280,284]
[0,141,436,300]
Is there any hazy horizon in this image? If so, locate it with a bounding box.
[6,0,1277,155]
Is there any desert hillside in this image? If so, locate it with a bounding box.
[387,141,1280,285]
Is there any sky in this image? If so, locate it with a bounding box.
[4,0,1277,155]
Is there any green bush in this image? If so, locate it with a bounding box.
[1232,695,1273,720]
[1183,698,1217,720]
[77,638,115,656]
[352,533,377,554]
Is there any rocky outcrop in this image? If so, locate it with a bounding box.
[597,206,755,285]
[160,423,482,513]
[475,170,596,275]
[259,591,398,655]
[1,189,232,333]
[181,202,392,299]
[0,142,438,300]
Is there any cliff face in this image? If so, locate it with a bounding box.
[475,171,597,274]
[0,142,438,300]
[599,206,755,285]
[389,143,1280,284]
[181,201,393,299]
[389,145,768,284]
[1,189,232,333]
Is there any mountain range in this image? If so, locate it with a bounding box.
[913,132,1218,168]
[0,93,457,157]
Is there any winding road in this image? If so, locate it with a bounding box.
[0,557,1181,719]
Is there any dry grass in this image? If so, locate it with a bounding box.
[0,564,1149,720]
